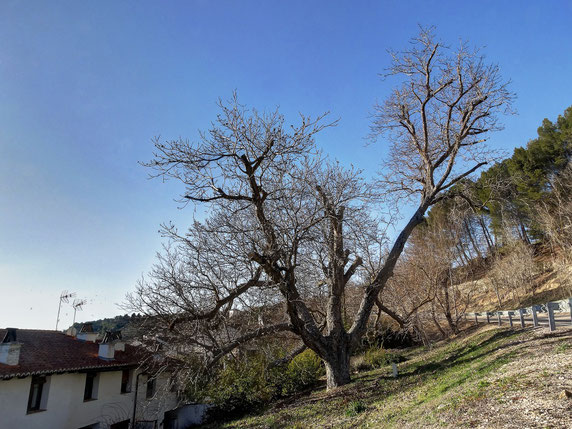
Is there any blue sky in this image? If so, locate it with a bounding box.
[1,1,571,329]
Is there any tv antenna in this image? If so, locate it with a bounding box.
[55,290,75,331]
[72,299,87,325]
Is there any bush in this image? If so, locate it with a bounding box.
[363,347,403,369]
[358,321,416,353]
[207,355,274,414]
[205,348,323,416]
[281,349,323,395]
[488,241,539,306]
[345,400,366,417]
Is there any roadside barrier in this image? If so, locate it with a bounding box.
[471,298,572,332]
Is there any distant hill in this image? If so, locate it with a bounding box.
[72,313,144,337]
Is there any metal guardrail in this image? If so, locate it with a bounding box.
[471,297,572,332]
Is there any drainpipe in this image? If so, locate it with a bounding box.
[131,372,145,429]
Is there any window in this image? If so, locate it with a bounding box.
[133,421,156,429]
[84,372,99,401]
[145,377,156,399]
[110,420,130,429]
[27,375,48,413]
[120,369,132,394]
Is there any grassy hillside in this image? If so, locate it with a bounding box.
[204,325,572,428]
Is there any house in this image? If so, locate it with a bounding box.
[0,327,209,429]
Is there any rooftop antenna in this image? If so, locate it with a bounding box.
[55,290,75,331]
[72,299,87,326]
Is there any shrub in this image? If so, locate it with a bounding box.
[352,355,372,372]
[205,348,323,416]
[207,355,274,414]
[488,241,539,306]
[281,349,323,395]
[363,347,403,369]
[345,400,366,417]
[358,321,416,353]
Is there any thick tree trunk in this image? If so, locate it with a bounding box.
[441,281,459,334]
[349,202,430,345]
[323,346,351,389]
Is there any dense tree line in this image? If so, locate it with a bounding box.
[72,313,143,335]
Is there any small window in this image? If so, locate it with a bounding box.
[84,372,99,401]
[146,377,156,399]
[120,369,132,394]
[110,420,130,429]
[27,375,48,413]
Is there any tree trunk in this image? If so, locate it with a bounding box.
[349,202,430,345]
[464,218,482,259]
[441,280,458,334]
[493,282,503,309]
[323,346,351,389]
[478,215,494,253]
[431,301,447,338]
[519,220,531,245]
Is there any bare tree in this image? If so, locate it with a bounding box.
[488,241,538,308]
[349,26,513,363]
[129,28,512,390]
[534,163,572,294]
[128,95,381,389]
[380,208,479,340]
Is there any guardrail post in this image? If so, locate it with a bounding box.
[519,309,525,328]
[547,302,557,332]
[532,305,539,327]
[486,312,490,324]
[508,311,514,328]
[497,312,502,326]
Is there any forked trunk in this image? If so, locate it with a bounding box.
[324,346,351,389]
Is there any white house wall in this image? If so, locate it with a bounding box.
[136,373,179,425]
[0,370,179,429]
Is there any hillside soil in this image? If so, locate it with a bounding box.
[466,250,572,313]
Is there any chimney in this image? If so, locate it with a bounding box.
[77,323,99,343]
[98,343,115,360]
[0,328,22,366]
[98,330,123,360]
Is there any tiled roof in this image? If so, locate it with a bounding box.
[0,329,141,380]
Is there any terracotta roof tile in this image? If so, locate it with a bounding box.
[0,329,141,380]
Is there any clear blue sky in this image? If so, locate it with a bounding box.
[1,1,571,329]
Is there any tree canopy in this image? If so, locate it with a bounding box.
[127,28,513,389]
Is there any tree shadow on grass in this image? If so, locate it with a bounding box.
[404,329,521,377]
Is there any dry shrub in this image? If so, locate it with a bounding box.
[488,241,538,307]
[534,164,572,295]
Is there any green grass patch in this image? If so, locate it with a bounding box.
[554,342,571,353]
